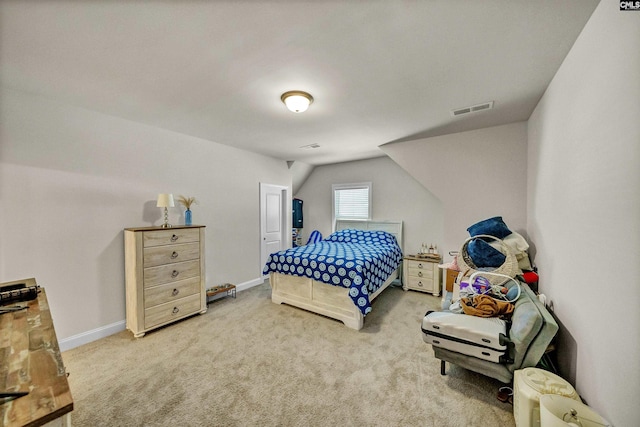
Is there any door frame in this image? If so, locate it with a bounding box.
[259,183,290,278]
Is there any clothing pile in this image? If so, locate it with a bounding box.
[444,216,542,317]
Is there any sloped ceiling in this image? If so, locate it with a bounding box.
[0,1,599,166]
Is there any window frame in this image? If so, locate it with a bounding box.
[331,182,372,229]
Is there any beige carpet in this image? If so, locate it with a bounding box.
[62,281,515,426]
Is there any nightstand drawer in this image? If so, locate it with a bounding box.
[407,261,436,274]
[143,228,200,247]
[406,276,434,291]
[144,294,201,329]
[143,242,200,267]
[144,277,201,308]
[407,264,434,279]
[144,259,200,287]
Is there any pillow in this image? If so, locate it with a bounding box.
[467,216,512,239]
[467,238,506,268]
[518,253,533,271]
[487,231,532,271]
[501,232,529,253]
[325,229,398,246]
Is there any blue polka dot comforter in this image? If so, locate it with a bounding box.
[263,229,403,316]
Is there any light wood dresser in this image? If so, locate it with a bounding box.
[402,255,441,296]
[124,225,206,337]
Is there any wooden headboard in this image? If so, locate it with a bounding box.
[335,219,403,250]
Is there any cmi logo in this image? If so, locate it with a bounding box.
[620,1,640,10]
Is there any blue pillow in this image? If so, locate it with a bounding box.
[324,229,398,246]
[306,230,323,245]
[467,238,506,268]
[467,216,512,239]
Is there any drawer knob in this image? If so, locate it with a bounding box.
[172,288,179,296]
[172,307,179,314]
[418,281,423,287]
[171,270,179,278]
[171,234,178,242]
[418,272,423,277]
[171,251,179,259]
[418,263,423,269]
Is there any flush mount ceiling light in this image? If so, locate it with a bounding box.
[281,90,314,113]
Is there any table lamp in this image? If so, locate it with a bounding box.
[157,193,175,228]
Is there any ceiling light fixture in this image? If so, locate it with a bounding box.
[281,91,313,113]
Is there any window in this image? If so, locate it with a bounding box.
[332,182,372,224]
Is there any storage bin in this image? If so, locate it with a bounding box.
[540,394,610,427]
[514,368,580,427]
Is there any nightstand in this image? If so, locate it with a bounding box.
[402,255,441,296]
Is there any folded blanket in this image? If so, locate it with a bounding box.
[461,294,514,317]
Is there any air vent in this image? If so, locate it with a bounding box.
[451,101,494,117]
[299,143,320,149]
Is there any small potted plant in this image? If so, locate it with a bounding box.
[177,195,197,226]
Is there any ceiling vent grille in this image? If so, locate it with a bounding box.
[451,101,494,117]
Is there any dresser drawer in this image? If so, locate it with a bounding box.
[144,259,200,287]
[143,242,200,267]
[143,228,200,247]
[144,294,202,329]
[144,277,201,308]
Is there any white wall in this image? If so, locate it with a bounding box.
[527,2,640,426]
[382,122,528,257]
[0,88,291,345]
[289,160,315,195]
[294,156,443,257]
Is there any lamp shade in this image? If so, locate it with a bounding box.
[156,193,175,208]
[281,91,313,113]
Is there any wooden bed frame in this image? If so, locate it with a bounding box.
[269,220,403,330]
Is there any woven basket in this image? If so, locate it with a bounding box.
[456,234,521,286]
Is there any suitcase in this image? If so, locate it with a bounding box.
[421,311,513,364]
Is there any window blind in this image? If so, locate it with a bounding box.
[334,187,370,219]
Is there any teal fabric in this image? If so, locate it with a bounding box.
[508,290,543,369]
[519,284,559,369]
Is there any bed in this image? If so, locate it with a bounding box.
[263,220,403,330]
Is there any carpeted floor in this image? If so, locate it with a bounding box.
[62,281,515,426]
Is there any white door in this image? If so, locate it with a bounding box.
[260,183,288,277]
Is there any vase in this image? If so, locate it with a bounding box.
[185,209,192,226]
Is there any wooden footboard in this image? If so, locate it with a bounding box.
[269,270,398,330]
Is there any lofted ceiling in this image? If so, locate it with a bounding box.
[0,1,599,166]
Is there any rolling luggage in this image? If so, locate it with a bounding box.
[421,311,513,364]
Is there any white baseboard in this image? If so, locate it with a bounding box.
[236,277,265,291]
[59,277,267,352]
[59,320,126,352]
